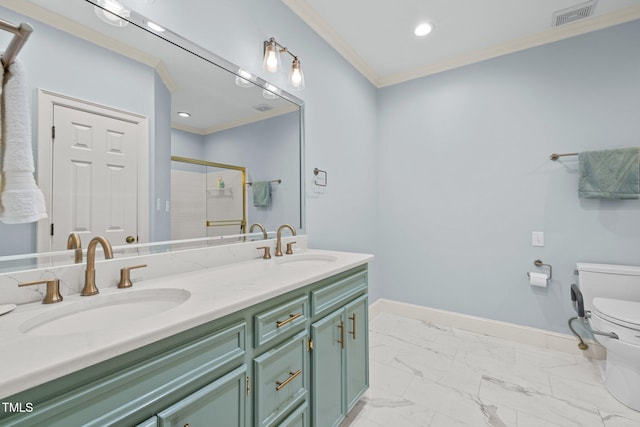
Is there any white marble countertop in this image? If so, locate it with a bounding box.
[0,249,372,399]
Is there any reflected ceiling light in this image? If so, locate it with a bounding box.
[262,83,278,99]
[414,22,433,37]
[94,0,131,27]
[235,69,255,88]
[177,111,191,118]
[146,21,165,32]
[263,37,305,91]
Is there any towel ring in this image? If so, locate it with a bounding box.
[313,168,327,187]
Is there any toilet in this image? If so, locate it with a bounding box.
[576,263,640,411]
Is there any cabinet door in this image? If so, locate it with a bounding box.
[344,296,368,411]
[157,365,247,427]
[310,308,344,427]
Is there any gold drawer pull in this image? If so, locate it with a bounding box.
[337,320,345,349]
[275,369,302,391]
[349,314,356,339]
[276,313,302,328]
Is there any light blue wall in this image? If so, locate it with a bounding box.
[377,21,640,333]
[137,0,380,299]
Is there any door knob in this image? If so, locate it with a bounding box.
[125,235,135,243]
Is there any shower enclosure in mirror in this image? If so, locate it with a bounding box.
[171,157,247,241]
[0,0,304,270]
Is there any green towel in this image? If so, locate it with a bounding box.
[578,147,640,199]
[252,181,271,207]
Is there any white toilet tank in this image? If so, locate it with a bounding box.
[576,263,640,312]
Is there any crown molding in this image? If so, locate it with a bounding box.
[282,0,380,86]
[282,1,640,88]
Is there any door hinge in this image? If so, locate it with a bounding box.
[51,126,55,140]
[246,376,250,396]
[307,337,313,351]
[50,223,54,236]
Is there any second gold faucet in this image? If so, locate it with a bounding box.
[275,224,297,257]
[81,236,113,296]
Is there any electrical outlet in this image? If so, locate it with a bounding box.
[532,231,544,247]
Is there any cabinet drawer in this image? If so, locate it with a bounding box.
[311,269,367,317]
[254,331,308,427]
[255,295,308,347]
[157,365,247,427]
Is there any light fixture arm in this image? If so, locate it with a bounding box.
[264,37,298,60]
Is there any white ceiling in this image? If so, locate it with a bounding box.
[283,0,640,87]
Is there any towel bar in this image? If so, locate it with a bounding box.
[550,152,578,161]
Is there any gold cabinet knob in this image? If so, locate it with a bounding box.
[125,235,135,243]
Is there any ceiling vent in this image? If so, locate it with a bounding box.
[552,1,598,27]
[252,104,274,112]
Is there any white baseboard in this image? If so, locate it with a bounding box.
[369,298,604,359]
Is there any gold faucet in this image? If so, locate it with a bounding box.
[275,224,297,257]
[249,223,267,240]
[82,236,114,296]
[67,232,83,264]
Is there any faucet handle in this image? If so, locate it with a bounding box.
[19,279,63,304]
[285,241,296,255]
[118,264,147,289]
[257,246,272,260]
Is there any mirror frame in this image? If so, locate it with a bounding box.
[0,0,306,269]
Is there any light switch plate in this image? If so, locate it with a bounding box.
[532,231,544,247]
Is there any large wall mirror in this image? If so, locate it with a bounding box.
[0,0,304,270]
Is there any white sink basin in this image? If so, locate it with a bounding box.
[19,288,191,336]
[275,253,338,267]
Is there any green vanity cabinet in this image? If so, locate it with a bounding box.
[1,264,368,427]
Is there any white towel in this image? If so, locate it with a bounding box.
[0,59,47,224]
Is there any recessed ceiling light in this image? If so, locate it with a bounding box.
[414,22,433,37]
[146,21,165,32]
[177,112,191,118]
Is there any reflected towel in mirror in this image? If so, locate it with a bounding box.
[0,59,47,223]
[252,181,271,207]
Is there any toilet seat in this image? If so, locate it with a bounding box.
[592,297,640,331]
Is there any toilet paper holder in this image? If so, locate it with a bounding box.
[528,259,552,280]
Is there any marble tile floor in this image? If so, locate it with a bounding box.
[341,313,640,427]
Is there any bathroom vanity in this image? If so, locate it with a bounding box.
[0,246,371,427]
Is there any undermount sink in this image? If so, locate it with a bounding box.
[19,288,191,336]
[275,253,338,267]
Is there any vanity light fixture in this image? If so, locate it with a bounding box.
[263,37,305,90]
[414,22,433,37]
[235,69,255,88]
[177,111,191,118]
[94,0,131,27]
